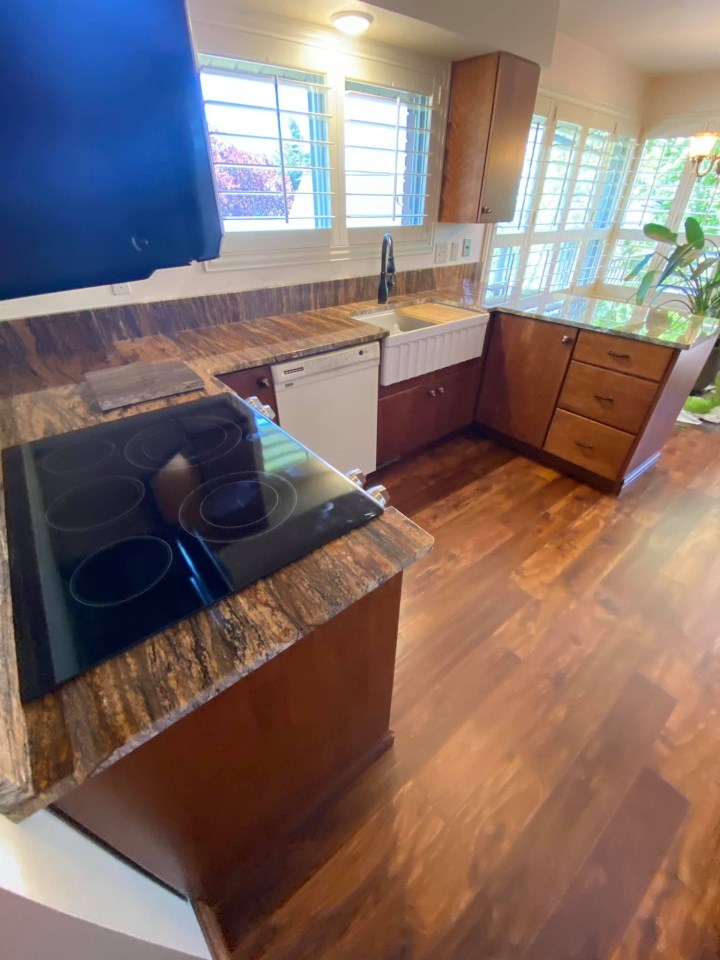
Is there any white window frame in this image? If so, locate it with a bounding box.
[482,94,639,303]
[192,16,448,274]
[596,120,720,302]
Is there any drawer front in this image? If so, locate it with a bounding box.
[573,330,672,382]
[216,364,278,413]
[558,361,658,434]
[544,409,635,480]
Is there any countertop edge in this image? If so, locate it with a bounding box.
[1,508,433,821]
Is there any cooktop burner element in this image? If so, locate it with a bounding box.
[42,437,116,474]
[181,471,297,542]
[3,394,383,702]
[125,414,242,470]
[71,536,173,607]
[46,476,146,532]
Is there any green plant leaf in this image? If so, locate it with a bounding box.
[691,257,719,280]
[643,223,678,244]
[636,270,658,305]
[685,216,705,249]
[625,253,654,281]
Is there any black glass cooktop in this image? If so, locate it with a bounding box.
[2,394,382,702]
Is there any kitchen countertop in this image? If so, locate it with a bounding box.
[481,291,720,350]
[2,278,713,820]
[0,302,434,822]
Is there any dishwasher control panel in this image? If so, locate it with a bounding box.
[271,342,380,385]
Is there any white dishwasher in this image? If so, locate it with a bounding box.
[271,342,380,475]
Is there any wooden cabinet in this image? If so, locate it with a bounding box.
[439,52,540,224]
[573,330,671,382]
[475,312,576,447]
[544,409,636,481]
[476,310,718,493]
[377,359,483,467]
[216,364,278,419]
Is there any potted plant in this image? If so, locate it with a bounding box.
[626,217,720,391]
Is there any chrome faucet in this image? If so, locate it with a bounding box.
[378,232,395,304]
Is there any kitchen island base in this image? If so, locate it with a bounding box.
[53,574,403,906]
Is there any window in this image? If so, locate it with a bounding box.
[344,81,432,228]
[600,136,720,293]
[198,55,332,232]
[485,100,635,303]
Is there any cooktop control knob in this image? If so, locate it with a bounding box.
[345,468,367,488]
[243,396,277,421]
[366,484,390,509]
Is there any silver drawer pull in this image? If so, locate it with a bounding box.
[575,440,594,450]
[593,393,614,402]
[427,389,436,397]
[607,350,630,359]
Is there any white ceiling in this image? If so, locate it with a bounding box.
[558,0,720,74]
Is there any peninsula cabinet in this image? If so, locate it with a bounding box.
[475,311,718,494]
[439,52,540,224]
[476,312,577,447]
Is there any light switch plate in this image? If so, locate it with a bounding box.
[434,243,448,264]
[111,282,132,295]
[450,241,459,261]
[462,238,472,257]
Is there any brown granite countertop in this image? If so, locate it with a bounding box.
[0,300,435,821]
[481,291,720,350]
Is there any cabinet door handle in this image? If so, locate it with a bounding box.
[561,335,573,344]
[481,205,493,215]
[437,386,445,395]
[427,389,436,397]
[607,350,630,359]
[593,393,614,402]
[257,377,271,388]
[575,440,594,450]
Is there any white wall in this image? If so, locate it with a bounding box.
[0,810,210,960]
[643,69,720,136]
[539,32,646,118]
[369,0,561,67]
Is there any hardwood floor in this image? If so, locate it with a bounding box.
[211,424,720,960]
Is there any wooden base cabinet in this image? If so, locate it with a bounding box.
[476,311,718,494]
[216,363,278,417]
[54,576,403,905]
[377,359,483,467]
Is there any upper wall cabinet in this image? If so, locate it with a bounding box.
[439,52,540,224]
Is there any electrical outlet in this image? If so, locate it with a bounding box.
[462,238,472,257]
[449,241,459,261]
[434,243,448,264]
[111,282,132,296]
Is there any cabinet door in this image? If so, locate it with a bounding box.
[476,313,576,448]
[377,388,429,466]
[430,361,483,441]
[477,54,540,223]
[439,52,539,224]
[216,365,278,418]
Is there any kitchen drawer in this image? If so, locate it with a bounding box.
[558,361,658,435]
[573,330,672,382]
[544,409,635,480]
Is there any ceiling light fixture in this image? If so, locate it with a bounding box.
[331,11,373,35]
[689,132,720,180]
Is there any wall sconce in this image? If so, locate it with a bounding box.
[688,132,720,180]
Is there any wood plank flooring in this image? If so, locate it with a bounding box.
[212,424,720,960]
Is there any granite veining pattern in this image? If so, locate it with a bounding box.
[0,314,434,819]
[486,292,720,349]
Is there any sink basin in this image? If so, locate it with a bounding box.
[355,302,490,386]
[359,309,435,335]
